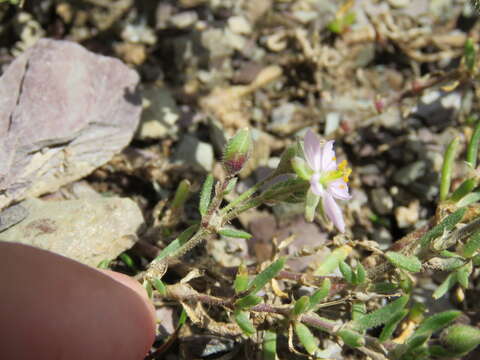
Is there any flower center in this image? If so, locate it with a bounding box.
[320,160,352,185]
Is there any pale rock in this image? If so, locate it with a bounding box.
[169,11,198,29]
[174,135,214,172]
[395,200,420,228]
[0,197,144,266]
[136,85,179,140]
[370,188,393,215]
[0,39,142,210]
[227,16,252,35]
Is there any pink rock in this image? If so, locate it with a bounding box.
[0,39,141,209]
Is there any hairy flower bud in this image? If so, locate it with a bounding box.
[222,128,253,176]
[440,324,480,356]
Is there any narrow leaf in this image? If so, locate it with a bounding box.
[119,253,136,270]
[235,295,262,309]
[247,257,285,295]
[294,322,318,355]
[293,296,311,316]
[315,245,352,276]
[385,252,422,273]
[414,310,461,337]
[152,278,167,296]
[262,330,277,360]
[460,230,480,258]
[355,263,366,285]
[338,329,365,348]
[464,37,477,74]
[234,264,249,294]
[234,309,255,336]
[419,207,466,250]
[457,191,480,207]
[353,295,409,331]
[199,174,214,216]
[440,137,459,201]
[379,309,408,342]
[449,178,477,203]
[352,302,367,322]
[171,179,191,209]
[339,261,353,284]
[219,228,252,239]
[97,259,111,269]
[309,279,331,309]
[154,224,198,262]
[432,273,458,299]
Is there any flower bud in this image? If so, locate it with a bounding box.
[440,324,480,356]
[222,128,253,176]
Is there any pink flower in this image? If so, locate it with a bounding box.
[294,130,351,232]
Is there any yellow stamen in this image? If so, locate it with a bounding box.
[332,156,336,161]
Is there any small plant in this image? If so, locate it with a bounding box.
[139,104,480,358]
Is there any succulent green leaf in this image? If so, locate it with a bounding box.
[372,282,399,294]
[466,120,480,167]
[355,263,366,285]
[171,179,191,209]
[379,309,408,342]
[199,174,214,216]
[352,302,367,322]
[247,257,285,295]
[308,278,331,309]
[178,307,188,327]
[293,296,311,316]
[294,322,318,355]
[314,245,351,276]
[152,278,167,296]
[337,329,365,348]
[262,330,277,360]
[235,295,263,309]
[97,259,111,269]
[449,178,477,203]
[119,253,136,270]
[385,252,422,273]
[143,279,153,299]
[219,228,252,239]
[234,264,249,294]
[353,295,409,331]
[457,191,480,207]
[460,230,480,258]
[419,207,466,250]
[153,224,198,262]
[339,261,353,284]
[432,273,458,299]
[456,262,472,288]
[440,137,459,201]
[464,37,476,73]
[234,309,256,336]
[414,310,461,337]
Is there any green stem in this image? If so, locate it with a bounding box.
[220,174,276,215]
[223,181,309,224]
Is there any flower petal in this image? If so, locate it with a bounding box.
[321,140,336,172]
[323,192,345,233]
[327,179,351,200]
[304,130,321,171]
[310,173,324,196]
